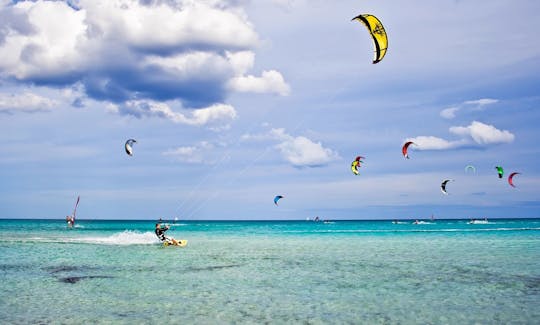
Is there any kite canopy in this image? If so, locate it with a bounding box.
[274,195,284,206]
[441,179,453,195]
[352,14,388,64]
[402,141,414,159]
[351,156,365,175]
[465,165,476,173]
[495,166,504,179]
[508,172,520,188]
[351,160,360,175]
[125,139,137,156]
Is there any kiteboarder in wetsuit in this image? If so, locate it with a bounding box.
[155,222,180,245]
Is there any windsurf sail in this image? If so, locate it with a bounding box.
[73,196,80,221]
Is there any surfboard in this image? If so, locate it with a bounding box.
[163,240,188,247]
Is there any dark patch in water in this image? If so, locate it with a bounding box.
[44,265,101,274]
[0,264,34,271]
[59,275,114,284]
[44,265,81,274]
[186,264,242,272]
[519,275,540,294]
[442,266,540,295]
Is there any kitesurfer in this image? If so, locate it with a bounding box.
[155,222,180,245]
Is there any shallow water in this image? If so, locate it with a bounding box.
[1,219,539,324]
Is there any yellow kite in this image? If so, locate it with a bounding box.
[352,14,388,64]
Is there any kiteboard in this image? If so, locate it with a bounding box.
[163,240,188,247]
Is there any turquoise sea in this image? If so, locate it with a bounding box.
[1,218,539,324]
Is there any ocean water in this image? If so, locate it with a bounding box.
[1,218,539,324]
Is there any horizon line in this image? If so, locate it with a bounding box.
[1,216,538,222]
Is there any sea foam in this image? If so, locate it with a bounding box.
[73,231,160,245]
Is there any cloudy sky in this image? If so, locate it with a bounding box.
[1,0,539,220]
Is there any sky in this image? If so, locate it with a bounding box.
[0,0,539,220]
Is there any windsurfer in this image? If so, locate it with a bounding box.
[66,215,74,228]
[66,196,80,229]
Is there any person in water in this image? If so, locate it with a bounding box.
[66,215,74,228]
[155,222,181,245]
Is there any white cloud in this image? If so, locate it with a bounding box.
[0,0,288,108]
[464,98,499,107]
[440,107,458,119]
[112,100,237,127]
[163,141,215,164]
[449,121,515,145]
[405,136,465,150]
[225,50,290,95]
[0,1,87,80]
[276,135,338,167]
[408,121,515,151]
[0,92,57,113]
[226,50,255,75]
[243,127,339,167]
[228,69,290,96]
[439,98,499,119]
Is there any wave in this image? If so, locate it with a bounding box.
[72,231,160,245]
[4,231,161,246]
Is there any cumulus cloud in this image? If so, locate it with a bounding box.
[243,127,339,167]
[276,134,338,167]
[228,70,290,95]
[226,50,290,95]
[0,0,288,114]
[407,121,514,151]
[0,91,57,113]
[449,121,515,145]
[440,98,498,119]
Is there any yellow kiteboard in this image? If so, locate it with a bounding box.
[163,240,188,247]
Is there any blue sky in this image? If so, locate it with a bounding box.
[0,0,539,220]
